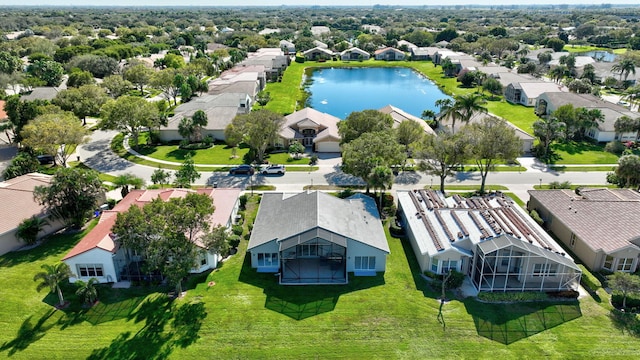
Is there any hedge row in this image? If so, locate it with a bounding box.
[478,291,549,302]
[578,264,602,292]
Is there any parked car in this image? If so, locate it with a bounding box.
[36,155,55,165]
[229,164,255,175]
[260,164,286,175]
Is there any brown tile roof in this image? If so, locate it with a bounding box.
[528,188,640,253]
[0,173,52,236]
[63,188,240,260]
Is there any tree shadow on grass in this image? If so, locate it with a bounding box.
[165,148,196,161]
[0,309,56,356]
[609,309,640,337]
[238,252,385,320]
[464,299,582,344]
[88,295,207,359]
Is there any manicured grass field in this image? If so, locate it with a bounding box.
[550,141,620,164]
[0,196,638,359]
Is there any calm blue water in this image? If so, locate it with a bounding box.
[578,51,617,62]
[307,67,451,119]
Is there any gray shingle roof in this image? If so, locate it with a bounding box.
[248,191,389,253]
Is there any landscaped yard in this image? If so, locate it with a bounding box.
[550,141,620,164]
[0,195,638,359]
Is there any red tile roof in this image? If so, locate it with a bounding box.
[62,188,241,260]
[0,173,52,236]
[0,100,7,121]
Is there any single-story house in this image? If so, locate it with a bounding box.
[535,92,640,142]
[303,47,334,61]
[378,105,436,136]
[279,40,295,55]
[528,188,640,273]
[398,190,581,292]
[432,50,464,65]
[247,191,390,285]
[549,55,595,71]
[438,113,533,154]
[362,24,383,34]
[374,47,405,61]
[410,47,440,61]
[278,107,341,153]
[504,82,566,107]
[310,26,330,37]
[0,173,66,256]
[63,188,241,284]
[340,47,370,61]
[396,40,417,51]
[159,93,251,143]
[589,61,640,85]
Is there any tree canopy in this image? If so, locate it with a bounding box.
[224,109,284,163]
[100,95,160,148]
[415,132,469,193]
[338,110,394,144]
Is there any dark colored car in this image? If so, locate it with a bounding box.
[36,155,55,165]
[229,164,255,175]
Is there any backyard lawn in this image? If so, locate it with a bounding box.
[0,195,638,359]
[550,141,620,164]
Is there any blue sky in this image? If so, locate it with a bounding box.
[3,0,640,6]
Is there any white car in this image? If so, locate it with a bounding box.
[260,164,286,175]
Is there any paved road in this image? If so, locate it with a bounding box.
[78,130,609,203]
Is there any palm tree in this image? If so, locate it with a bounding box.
[446,93,488,133]
[16,215,49,245]
[368,165,395,211]
[113,173,144,198]
[549,65,568,83]
[533,117,565,162]
[612,58,637,83]
[34,263,72,307]
[623,85,640,112]
[614,115,637,140]
[75,278,99,306]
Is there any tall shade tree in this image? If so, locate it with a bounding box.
[123,62,153,95]
[100,95,160,148]
[225,109,284,164]
[53,85,109,125]
[66,69,95,88]
[464,117,522,194]
[533,116,566,161]
[415,132,469,193]
[21,112,90,167]
[102,75,132,98]
[150,68,180,106]
[202,225,230,257]
[607,272,640,309]
[615,154,640,188]
[395,120,424,155]
[113,193,215,295]
[26,59,64,87]
[338,110,394,144]
[34,167,105,228]
[75,277,99,305]
[34,263,72,307]
[341,131,406,193]
[2,95,47,143]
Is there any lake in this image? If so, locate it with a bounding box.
[307,67,451,119]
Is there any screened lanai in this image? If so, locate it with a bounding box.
[278,228,347,285]
[471,235,581,292]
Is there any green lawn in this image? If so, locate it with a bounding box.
[484,99,538,134]
[0,196,639,358]
[550,142,620,164]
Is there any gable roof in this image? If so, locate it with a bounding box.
[280,107,341,142]
[63,188,240,260]
[21,87,60,101]
[529,188,640,253]
[378,105,436,135]
[0,173,52,236]
[509,82,565,99]
[374,47,403,55]
[248,191,389,253]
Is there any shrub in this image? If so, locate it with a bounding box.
[295,54,305,63]
[445,270,465,289]
[546,290,579,299]
[529,209,544,225]
[389,217,404,237]
[612,293,640,309]
[578,264,602,292]
[227,234,241,249]
[337,189,356,199]
[605,141,626,155]
[239,194,248,210]
[232,224,244,236]
[107,198,117,209]
[423,270,438,279]
[477,291,549,302]
[549,181,571,189]
[606,172,625,187]
[383,203,397,219]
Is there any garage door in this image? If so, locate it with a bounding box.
[316,141,341,153]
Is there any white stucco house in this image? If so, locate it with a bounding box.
[340,47,370,61]
[248,191,390,284]
[63,188,241,284]
[277,107,342,153]
[374,47,405,61]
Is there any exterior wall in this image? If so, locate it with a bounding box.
[65,248,118,284]
[603,247,640,273]
[249,241,280,272]
[346,239,387,273]
[397,204,430,272]
[158,129,182,142]
[202,129,226,141]
[315,141,341,153]
[522,138,533,153]
[191,250,219,273]
[0,216,65,256]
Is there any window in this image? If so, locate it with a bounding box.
[441,260,457,274]
[257,253,278,267]
[77,264,104,277]
[603,255,614,271]
[570,233,576,248]
[431,258,438,273]
[617,258,634,272]
[533,263,557,277]
[355,256,376,270]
